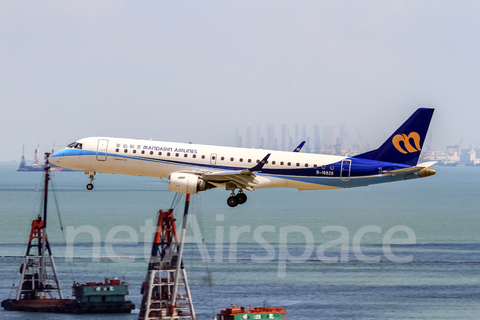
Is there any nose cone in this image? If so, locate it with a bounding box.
[50,148,66,166]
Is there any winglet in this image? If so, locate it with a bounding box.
[248,153,271,172]
[293,141,306,152]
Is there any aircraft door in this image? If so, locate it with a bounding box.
[340,159,351,181]
[96,139,109,161]
[210,153,217,164]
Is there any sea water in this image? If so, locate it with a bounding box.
[1,162,480,319]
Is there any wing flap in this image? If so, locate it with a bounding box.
[203,171,258,188]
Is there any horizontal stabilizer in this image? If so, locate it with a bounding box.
[383,161,436,178]
[384,161,436,174]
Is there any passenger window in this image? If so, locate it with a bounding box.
[141,150,145,154]
[133,150,136,154]
[296,163,300,167]
[248,159,252,163]
[272,161,276,165]
[150,151,153,155]
[256,160,260,163]
[322,165,326,170]
[124,149,128,153]
[221,157,225,161]
[184,154,188,157]
[193,154,196,158]
[313,164,317,168]
[305,163,308,167]
[202,155,205,159]
[239,158,243,162]
[176,153,179,157]
[280,161,284,165]
[230,157,234,161]
[330,165,335,170]
[158,152,162,156]
[167,152,171,156]
[287,162,291,166]
[115,148,119,152]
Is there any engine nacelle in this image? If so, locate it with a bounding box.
[168,172,215,194]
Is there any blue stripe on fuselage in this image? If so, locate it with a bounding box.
[53,149,413,181]
[52,148,97,157]
[263,171,412,188]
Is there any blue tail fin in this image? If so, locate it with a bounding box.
[353,108,434,166]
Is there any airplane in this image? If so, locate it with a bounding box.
[50,108,436,207]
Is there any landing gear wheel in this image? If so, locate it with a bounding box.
[236,193,247,204]
[86,172,96,190]
[227,196,238,207]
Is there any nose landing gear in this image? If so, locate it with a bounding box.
[227,190,248,207]
[85,172,95,190]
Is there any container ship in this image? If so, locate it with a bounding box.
[2,278,135,313]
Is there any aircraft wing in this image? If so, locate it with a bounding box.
[202,170,258,191]
[177,153,271,191]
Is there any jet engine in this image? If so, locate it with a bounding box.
[168,172,216,194]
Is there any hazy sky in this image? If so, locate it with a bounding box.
[1,1,479,161]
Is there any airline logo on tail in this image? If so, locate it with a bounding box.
[392,132,422,154]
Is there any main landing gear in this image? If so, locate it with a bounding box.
[85,172,95,190]
[227,190,248,208]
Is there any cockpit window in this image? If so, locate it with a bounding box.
[67,142,83,149]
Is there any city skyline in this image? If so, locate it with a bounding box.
[2,1,480,161]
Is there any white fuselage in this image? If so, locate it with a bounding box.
[51,137,356,190]
[51,136,426,195]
